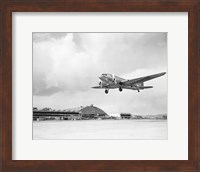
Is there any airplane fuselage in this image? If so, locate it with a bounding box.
[98,74,140,92]
[99,74,124,85]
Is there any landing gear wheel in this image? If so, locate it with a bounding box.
[137,89,140,92]
[119,87,123,92]
[105,89,109,94]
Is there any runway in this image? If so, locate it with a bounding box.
[33,119,167,140]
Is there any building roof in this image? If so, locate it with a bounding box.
[80,105,107,115]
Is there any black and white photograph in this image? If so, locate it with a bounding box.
[33,32,167,140]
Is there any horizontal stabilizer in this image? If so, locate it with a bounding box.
[139,86,153,89]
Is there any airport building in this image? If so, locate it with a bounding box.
[120,113,132,119]
[33,104,108,121]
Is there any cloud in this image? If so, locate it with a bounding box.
[33,33,97,96]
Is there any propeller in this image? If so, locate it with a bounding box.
[99,80,103,88]
[112,74,117,85]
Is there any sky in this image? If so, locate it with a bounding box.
[33,33,167,115]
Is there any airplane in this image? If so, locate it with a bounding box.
[92,72,166,94]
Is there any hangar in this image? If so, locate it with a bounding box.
[79,104,108,119]
[33,104,108,120]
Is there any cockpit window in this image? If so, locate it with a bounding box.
[102,74,107,76]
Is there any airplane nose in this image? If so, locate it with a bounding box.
[99,76,103,80]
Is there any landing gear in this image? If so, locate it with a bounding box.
[105,89,109,94]
[137,89,140,92]
[119,87,123,92]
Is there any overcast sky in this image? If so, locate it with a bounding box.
[33,33,167,115]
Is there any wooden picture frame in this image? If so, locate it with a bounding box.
[0,0,199,171]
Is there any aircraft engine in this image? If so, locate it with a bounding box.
[99,80,107,88]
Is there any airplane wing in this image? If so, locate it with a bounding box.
[92,86,104,89]
[121,72,166,86]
